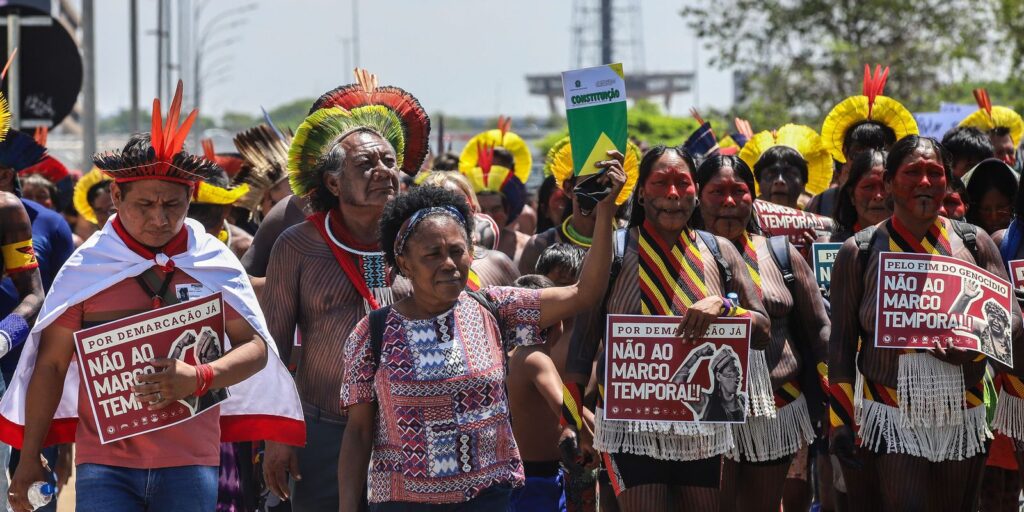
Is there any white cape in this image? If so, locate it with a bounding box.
[0,216,305,447]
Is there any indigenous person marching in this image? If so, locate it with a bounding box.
[459,117,533,263]
[962,158,1018,236]
[337,151,626,510]
[958,89,1024,168]
[519,136,640,274]
[942,126,995,179]
[1,82,304,512]
[187,164,253,259]
[414,171,520,288]
[828,134,1024,511]
[739,124,833,211]
[260,69,431,510]
[808,65,918,217]
[72,168,114,235]
[829,149,890,243]
[565,144,770,511]
[704,151,829,510]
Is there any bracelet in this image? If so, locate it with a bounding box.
[560,382,585,430]
[0,313,29,357]
[829,381,856,430]
[193,364,214,397]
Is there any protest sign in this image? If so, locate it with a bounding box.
[74,293,228,444]
[874,253,1013,367]
[1008,260,1024,297]
[812,243,842,289]
[604,315,751,423]
[561,63,627,178]
[753,200,835,252]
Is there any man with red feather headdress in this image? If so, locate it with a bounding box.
[259,69,430,509]
[2,82,304,512]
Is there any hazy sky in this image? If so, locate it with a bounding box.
[84,0,732,119]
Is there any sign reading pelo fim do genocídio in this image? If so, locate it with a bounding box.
[73,293,229,444]
[604,315,752,423]
[874,252,1014,367]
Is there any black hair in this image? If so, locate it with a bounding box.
[884,135,952,181]
[833,149,887,234]
[964,159,1017,228]
[843,120,896,158]
[993,127,1012,137]
[86,179,112,207]
[690,153,761,234]
[492,147,515,169]
[752,145,808,185]
[941,126,994,167]
[536,175,566,233]
[188,165,233,232]
[514,274,555,290]
[628,144,696,228]
[379,185,475,267]
[535,243,587,278]
[433,152,460,172]
[106,133,216,198]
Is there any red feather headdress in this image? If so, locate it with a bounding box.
[93,80,217,185]
[309,69,430,175]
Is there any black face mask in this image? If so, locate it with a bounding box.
[573,171,610,216]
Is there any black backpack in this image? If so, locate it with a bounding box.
[765,235,795,291]
[854,220,978,271]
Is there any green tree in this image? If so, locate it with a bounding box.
[684,0,995,126]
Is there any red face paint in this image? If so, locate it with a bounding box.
[643,166,696,200]
[939,191,966,220]
[852,167,890,226]
[700,168,753,242]
[890,159,947,218]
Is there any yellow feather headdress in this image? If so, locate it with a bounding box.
[739,124,833,196]
[958,88,1024,147]
[820,65,918,163]
[73,167,112,225]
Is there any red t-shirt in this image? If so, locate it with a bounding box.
[54,270,241,469]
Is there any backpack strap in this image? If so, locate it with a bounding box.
[854,226,879,272]
[950,219,979,261]
[766,235,795,290]
[368,305,393,366]
[697,230,732,288]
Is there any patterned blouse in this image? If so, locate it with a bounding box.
[341,287,543,504]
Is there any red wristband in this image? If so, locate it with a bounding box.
[193,364,214,397]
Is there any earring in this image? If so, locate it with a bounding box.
[695,198,701,207]
[637,197,644,205]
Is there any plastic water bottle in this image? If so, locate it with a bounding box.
[26,481,54,510]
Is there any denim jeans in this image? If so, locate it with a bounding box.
[75,463,218,512]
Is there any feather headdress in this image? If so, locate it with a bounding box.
[739,124,833,196]
[458,117,533,224]
[821,65,918,163]
[232,123,292,212]
[544,135,640,205]
[93,80,215,184]
[73,168,112,225]
[306,68,430,176]
[958,88,1024,146]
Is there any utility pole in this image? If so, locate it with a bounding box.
[156,0,164,101]
[129,0,139,132]
[352,0,359,68]
[600,0,612,64]
[5,10,19,129]
[82,0,96,164]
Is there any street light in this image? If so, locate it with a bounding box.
[191,1,257,142]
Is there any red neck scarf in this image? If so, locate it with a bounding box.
[112,216,188,271]
[308,209,392,311]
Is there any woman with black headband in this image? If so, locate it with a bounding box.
[337,153,625,510]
